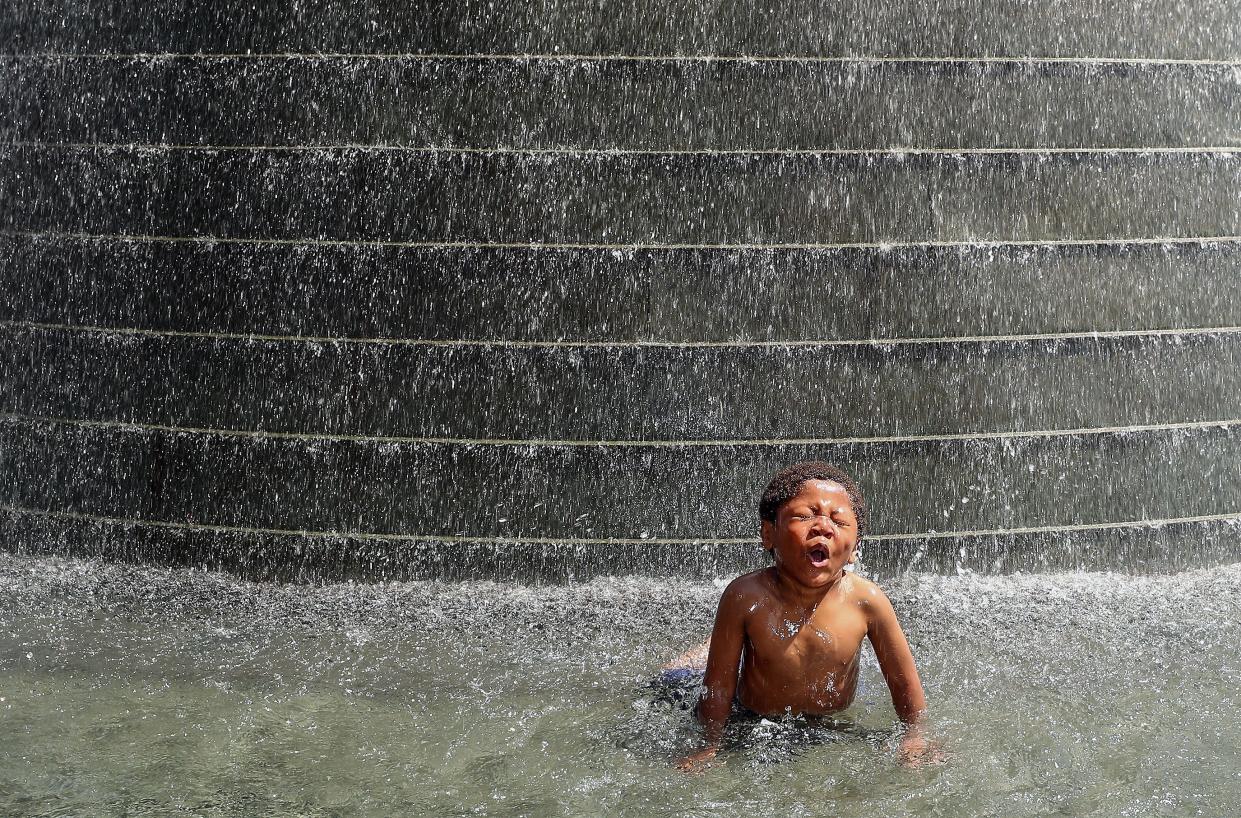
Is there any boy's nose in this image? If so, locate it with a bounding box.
[808,516,835,535]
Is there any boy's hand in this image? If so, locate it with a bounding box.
[675,746,720,774]
[898,733,947,768]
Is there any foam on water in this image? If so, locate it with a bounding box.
[3,553,1238,816]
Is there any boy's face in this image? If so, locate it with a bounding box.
[761,479,859,588]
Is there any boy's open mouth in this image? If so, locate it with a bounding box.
[808,547,830,567]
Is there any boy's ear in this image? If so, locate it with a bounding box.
[760,520,774,552]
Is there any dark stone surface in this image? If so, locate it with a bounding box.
[5,146,1241,244]
[4,235,1241,341]
[4,0,1239,58]
[3,508,1237,581]
[5,57,1239,149]
[3,417,1238,539]
[4,325,1241,440]
[3,5,1240,579]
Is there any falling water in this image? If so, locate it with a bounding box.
[1,0,1240,813]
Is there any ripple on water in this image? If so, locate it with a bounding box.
[1,554,1239,817]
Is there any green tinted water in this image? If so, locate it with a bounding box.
[1,555,1238,817]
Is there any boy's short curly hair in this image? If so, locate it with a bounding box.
[758,461,869,538]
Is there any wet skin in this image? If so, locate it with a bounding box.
[678,480,929,770]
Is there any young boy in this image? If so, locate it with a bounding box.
[673,461,932,771]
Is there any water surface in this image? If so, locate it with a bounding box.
[2,554,1238,816]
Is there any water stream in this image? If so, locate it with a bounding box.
[3,0,1241,813]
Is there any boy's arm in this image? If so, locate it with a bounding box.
[866,586,942,765]
[677,580,747,770]
[865,587,927,725]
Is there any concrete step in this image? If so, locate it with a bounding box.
[3,505,1236,580]
[5,235,1240,341]
[5,146,1240,243]
[5,56,1239,149]
[6,325,1241,439]
[4,0,1239,59]
[3,416,1238,539]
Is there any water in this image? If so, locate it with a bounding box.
[7,58,1241,151]
[4,0,1239,58]
[3,14,1241,574]
[2,2,1241,814]
[2,552,1239,816]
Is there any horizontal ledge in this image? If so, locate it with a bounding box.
[5,503,1239,544]
[7,230,1241,253]
[5,412,1239,447]
[7,141,1241,157]
[5,53,1241,67]
[8,319,1241,350]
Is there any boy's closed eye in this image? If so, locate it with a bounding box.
[790,514,851,525]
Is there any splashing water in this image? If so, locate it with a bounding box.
[3,0,1241,814]
[1,553,1238,816]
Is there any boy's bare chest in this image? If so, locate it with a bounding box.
[745,603,867,665]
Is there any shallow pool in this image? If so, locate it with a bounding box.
[1,554,1238,817]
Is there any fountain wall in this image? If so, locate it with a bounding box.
[2,0,1241,579]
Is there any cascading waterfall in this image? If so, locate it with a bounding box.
[2,3,1241,815]
[4,16,1241,578]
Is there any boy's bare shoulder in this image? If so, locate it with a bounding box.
[723,568,770,594]
[720,569,776,605]
[840,574,894,612]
